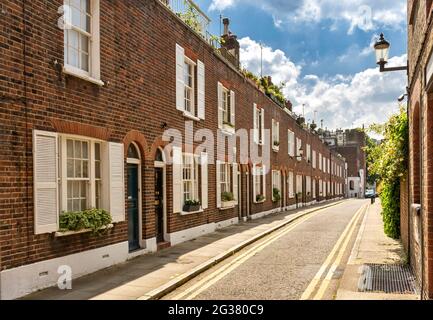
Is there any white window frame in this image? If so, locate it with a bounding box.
[312,150,316,169]
[59,134,104,213]
[272,170,281,202]
[182,153,199,204]
[220,162,233,198]
[255,107,264,145]
[63,0,103,86]
[272,119,280,151]
[288,130,295,157]
[306,176,311,196]
[221,88,231,125]
[296,138,302,161]
[183,57,196,118]
[288,171,294,198]
[306,144,311,163]
[296,175,303,195]
[253,165,266,202]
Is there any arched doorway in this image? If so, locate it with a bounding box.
[154,148,167,244]
[127,142,142,252]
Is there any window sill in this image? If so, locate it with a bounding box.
[63,65,104,87]
[272,146,280,152]
[254,199,266,204]
[54,224,114,237]
[180,209,204,216]
[220,200,236,210]
[220,125,236,135]
[183,112,201,121]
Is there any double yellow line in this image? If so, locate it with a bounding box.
[169,203,347,300]
[300,203,368,300]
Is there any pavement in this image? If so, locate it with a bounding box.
[336,200,420,300]
[23,199,345,300]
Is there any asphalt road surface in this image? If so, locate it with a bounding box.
[162,199,369,300]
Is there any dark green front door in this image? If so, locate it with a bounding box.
[155,168,164,243]
[127,164,140,252]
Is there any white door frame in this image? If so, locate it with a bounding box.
[154,149,167,242]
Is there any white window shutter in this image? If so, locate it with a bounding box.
[201,152,208,209]
[217,82,223,129]
[33,130,59,234]
[233,163,238,204]
[291,133,295,156]
[230,90,235,126]
[108,142,125,223]
[197,60,205,119]
[260,108,265,145]
[176,44,185,111]
[216,160,222,208]
[172,146,182,213]
[253,104,258,143]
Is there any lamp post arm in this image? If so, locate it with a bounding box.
[379,63,408,73]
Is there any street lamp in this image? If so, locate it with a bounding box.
[374,33,407,72]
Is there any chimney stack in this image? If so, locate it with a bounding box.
[221,17,240,68]
[223,18,230,36]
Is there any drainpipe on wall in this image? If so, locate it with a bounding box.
[420,82,425,300]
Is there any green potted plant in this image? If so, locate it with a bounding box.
[256,194,265,203]
[59,208,112,236]
[273,141,280,149]
[183,199,201,212]
[273,188,281,202]
[221,191,236,208]
[297,117,305,125]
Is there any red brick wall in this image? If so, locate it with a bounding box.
[0,0,346,271]
[407,0,433,299]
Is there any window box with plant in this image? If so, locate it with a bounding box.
[183,199,201,213]
[273,140,280,151]
[57,209,113,237]
[256,194,266,203]
[272,188,281,203]
[221,191,236,208]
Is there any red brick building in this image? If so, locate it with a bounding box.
[404,0,433,300]
[0,0,346,299]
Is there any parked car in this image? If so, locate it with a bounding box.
[365,189,376,198]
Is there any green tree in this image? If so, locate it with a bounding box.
[365,107,409,239]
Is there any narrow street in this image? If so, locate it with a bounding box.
[162,200,369,300]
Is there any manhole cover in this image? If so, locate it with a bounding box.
[358,264,417,294]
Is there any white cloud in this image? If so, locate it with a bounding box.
[209,0,235,11]
[209,0,407,33]
[239,37,407,130]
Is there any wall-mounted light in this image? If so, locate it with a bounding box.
[373,33,407,73]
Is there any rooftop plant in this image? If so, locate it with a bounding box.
[241,69,288,107]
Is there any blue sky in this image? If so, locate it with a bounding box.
[194,0,408,131]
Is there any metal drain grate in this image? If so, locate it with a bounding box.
[358,264,417,294]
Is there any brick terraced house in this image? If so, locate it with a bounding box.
[0,0,347,299]
[403,0,433,300]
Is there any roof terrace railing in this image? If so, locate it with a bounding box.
[160,0,211,40]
